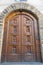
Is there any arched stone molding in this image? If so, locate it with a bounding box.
[0,3,43,62]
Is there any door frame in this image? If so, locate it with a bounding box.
[1,9,42,62]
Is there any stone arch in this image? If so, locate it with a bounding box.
[0,3,43,62]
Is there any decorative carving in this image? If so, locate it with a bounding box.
[14,26,17,33]
[13,35,17,42]
[27,46,31,52]
[12,45,16,53]
[26,26,30,32]
[26,35,30,42]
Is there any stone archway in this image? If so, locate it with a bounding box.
[0,3,43,62]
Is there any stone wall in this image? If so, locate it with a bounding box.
[0,3,43,62]
[0,0,43,13]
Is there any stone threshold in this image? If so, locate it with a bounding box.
[0,62,43,65]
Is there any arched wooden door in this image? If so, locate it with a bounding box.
[2,11,41,62]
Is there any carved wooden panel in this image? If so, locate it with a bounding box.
[3,12,41,62]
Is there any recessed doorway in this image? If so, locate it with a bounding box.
[1,10,41,62]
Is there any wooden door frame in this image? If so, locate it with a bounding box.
[1,9,42,62]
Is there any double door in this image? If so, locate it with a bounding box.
[4,12,41,62]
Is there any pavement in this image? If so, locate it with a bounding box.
[0,62,43,65]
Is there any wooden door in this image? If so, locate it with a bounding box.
[2,12,41,62]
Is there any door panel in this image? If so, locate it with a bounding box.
[6,15,20,61]
[21,15,36,61]
[3,12,41,62]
